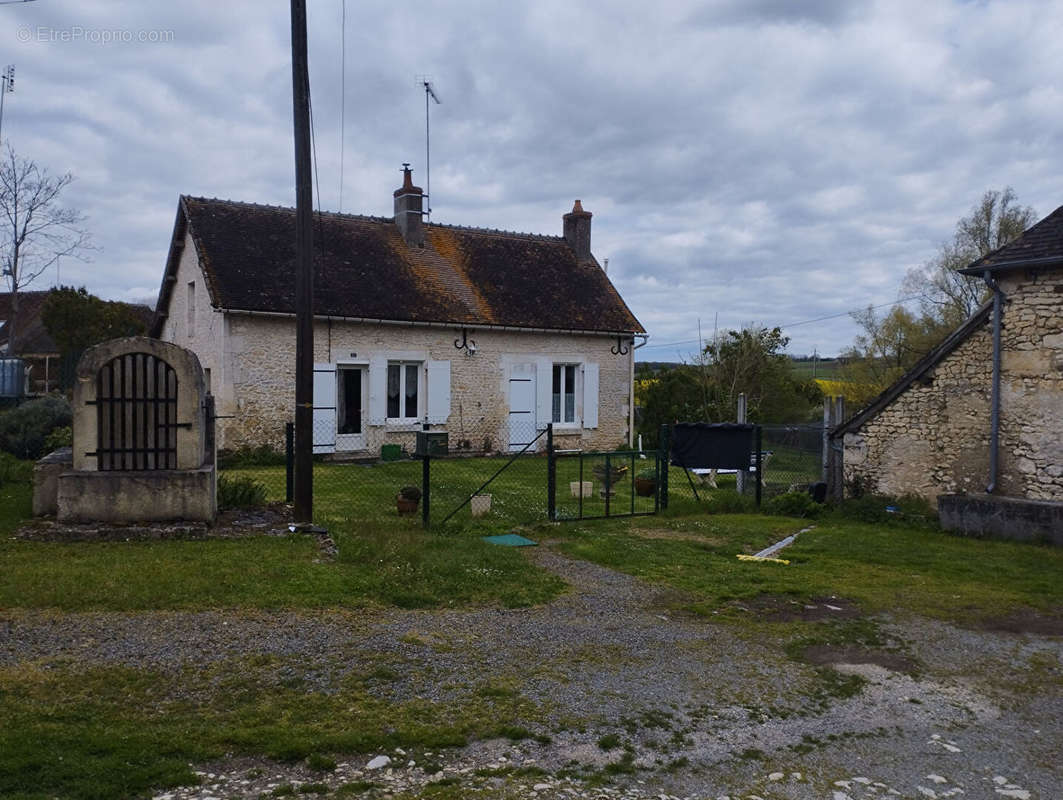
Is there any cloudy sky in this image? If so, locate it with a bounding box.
[3,0,1061,360]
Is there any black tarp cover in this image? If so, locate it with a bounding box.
[671,423,754,470]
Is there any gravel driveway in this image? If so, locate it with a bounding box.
[3,543,1061,800]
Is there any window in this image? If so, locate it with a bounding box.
[386,361,420,421]
[203,367,211,392]
[552,363,578,424]
[186,281,196,337]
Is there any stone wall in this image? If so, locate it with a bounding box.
[842,269,1063,505]
[214,315,632,455]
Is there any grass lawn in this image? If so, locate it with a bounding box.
[554,511,1063,623]
[4,456,1063,799]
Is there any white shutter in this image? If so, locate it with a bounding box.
[535,357,552,429]
[426,360,451,424]
[368,355,387,424]
[312,363,337,454]
[582,362,599,429]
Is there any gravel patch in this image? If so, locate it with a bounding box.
[2,544,1061,799]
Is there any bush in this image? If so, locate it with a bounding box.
[44,425,72,451]
[218,445,286,469]
[0,396,73,460]
[0,451,32,486]
[218,474,268,509]
[764,490,822,519]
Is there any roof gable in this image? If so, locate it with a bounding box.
[963,204,1063,273]
[832,302,992,437]
[160,196,644,335]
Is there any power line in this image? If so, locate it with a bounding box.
[638,294,926,351]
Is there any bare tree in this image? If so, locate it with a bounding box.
[903,187,1036,328]
[0,146,91,354]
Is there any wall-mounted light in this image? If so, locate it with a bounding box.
[611,336,632,355]
[454,328,477,355]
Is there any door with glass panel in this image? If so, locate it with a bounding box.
[336,366,367,451]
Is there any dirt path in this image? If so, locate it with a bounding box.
[4,544,1061,799]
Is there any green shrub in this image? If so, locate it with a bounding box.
[0,451,32,486]
[217,445,286,469]
[764,490,822,519]
[44,425,72,451]
[0,396,73,460]
[217,474,267,509]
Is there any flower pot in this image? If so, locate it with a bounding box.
[396,497,419,515]
[634,477,657,497]
[569,480,593,498]
[470,494,492,517]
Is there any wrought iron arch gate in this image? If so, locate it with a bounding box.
[92,352,179,470]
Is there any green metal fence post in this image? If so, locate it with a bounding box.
[422,452,430,529]
[659,423,670,509]
[755,425,763,508]
[547,423,556,521]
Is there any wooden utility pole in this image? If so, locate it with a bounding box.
[291,0,314,523]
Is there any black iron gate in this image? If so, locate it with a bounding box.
[549,426,661,521]
[92,352,179,470]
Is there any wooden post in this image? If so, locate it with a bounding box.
[833,396,845,501]
[291,0,315,524]
[822,396,831,483]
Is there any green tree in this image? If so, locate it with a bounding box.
[841,188,1036,408]
[704,326,821,423]
[41,286,148,387]
[903,187,1036,328]
[636,326,822,444]
[637,365,705,446]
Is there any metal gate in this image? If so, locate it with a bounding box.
[550,447,661,521]
[93,352,178,470]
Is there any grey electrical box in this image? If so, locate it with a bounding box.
[415,431,448,457]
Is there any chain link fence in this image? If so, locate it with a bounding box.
[217,419,825,527]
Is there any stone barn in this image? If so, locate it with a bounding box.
[832,204,1063,539]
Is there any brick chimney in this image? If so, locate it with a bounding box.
[394,164,424,247]
[563,199,592,261]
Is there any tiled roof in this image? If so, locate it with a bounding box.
[160,196,644,334]
[962,204,1063,272]
[0,291,57,355]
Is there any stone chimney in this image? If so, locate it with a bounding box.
[563,199,592,261]
[394,164,424,247]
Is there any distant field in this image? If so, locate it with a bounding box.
[790,359,845,380]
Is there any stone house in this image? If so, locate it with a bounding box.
[151,168,646,457]
[832,203,1063,533]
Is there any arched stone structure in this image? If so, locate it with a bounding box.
[57,337,216,523]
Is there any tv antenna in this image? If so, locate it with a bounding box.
[416,76,441,221]
[0,65,14,146]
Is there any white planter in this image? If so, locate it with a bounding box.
[470,493,492,517]
[570,481,593,498]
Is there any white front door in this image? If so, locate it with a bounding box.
[508,364,536,452]
[336,366,367,451]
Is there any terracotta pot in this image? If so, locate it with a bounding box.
[396,496,419,514]
[634,477,657,497]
